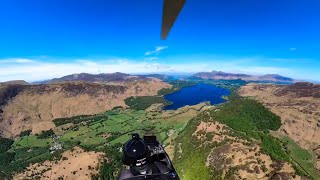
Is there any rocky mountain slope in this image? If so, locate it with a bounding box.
[239,82,320,172]
[41,72,153,84]
[0,78,170,138]
[173,98,305,179]
[193,70,295,83]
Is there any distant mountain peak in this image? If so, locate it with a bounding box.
[259,74,294,82]
[261,74,284,77]
[0,80,29,85]
[39,72,157,84]
[193,70,295,83]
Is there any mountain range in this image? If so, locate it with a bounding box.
[39,72,152,84]
[192,70,295,83]
[0,70,299,85]
[1,71,320,179]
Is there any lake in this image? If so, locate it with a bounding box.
[163,83,230,110]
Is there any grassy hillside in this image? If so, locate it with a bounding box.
[173,94,314,179]
[281,136,320,179]
[173,112,212,180]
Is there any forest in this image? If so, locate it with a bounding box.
[53,114,105,126]
[37,129,55,139]
[124,96,172,110]
[211,94,282,132]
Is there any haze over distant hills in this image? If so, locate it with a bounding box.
[0,70,305,85]
[40,72,179,84]
[193,70,296,83]
[40,72,152,84]
[43,71,296,84]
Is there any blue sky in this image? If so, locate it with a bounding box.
[0,0,319,82]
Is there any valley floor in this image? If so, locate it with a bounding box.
[1,81,319,180]
[1,103,208,179]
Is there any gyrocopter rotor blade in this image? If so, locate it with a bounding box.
[161,0,186,40]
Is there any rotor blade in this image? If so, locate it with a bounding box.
[161,0,186,40]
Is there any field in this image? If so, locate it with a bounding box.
[281,136,320,179]
[57,106,201,147]
[1,103,205,179]
[15,106,202,149]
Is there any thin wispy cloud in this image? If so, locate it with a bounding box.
[290,48,297,51]
[0,58,35,64]
[145,46,168,56]
[145,57,158,61]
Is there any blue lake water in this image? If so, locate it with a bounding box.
[163,83,230,110]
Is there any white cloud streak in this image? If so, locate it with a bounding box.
[145,46,168,56]
[0,58,35,64]
[144,57,158,61]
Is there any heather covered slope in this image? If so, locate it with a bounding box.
[240,82,320,178]
[173,95,315,179]
[41,72,152,84]
[0,79,170,137]
[239,83,320,151]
